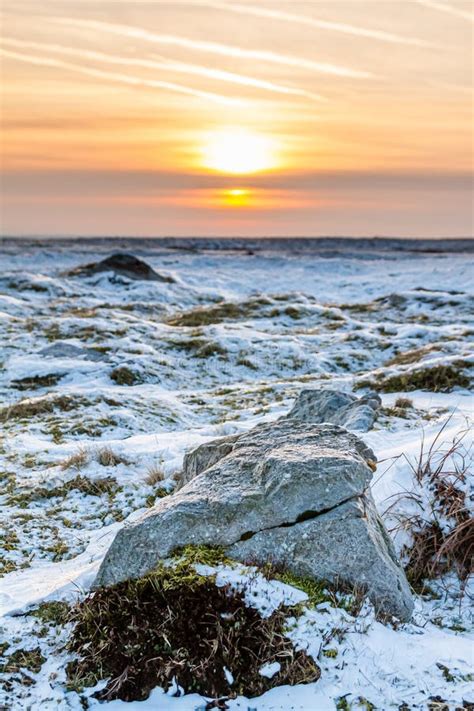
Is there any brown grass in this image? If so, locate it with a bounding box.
[96,447,128,467]
[60,447,89,471]
[145,465,165,486]
[383,417,473,589]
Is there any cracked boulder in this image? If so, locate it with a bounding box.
[285,388,381,432]
[95,420,413,620]
[66,253,175,283]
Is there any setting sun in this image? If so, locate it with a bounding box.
[202,129,277,174]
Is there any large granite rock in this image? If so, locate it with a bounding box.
[95,416,413,620]
[66,253,175,283]
[285,388,381,432]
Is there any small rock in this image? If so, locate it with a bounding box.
[285,388,381,432]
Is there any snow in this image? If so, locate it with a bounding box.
[0,237,473,710]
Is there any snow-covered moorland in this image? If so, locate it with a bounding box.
[0,237,472,710]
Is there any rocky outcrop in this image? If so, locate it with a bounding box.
[95,413,413,621]
[66,253,175,283]
[285,388,381,432]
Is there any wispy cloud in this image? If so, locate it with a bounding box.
[1,37,326,102]
[53,17,375,79]
[0,48,244,105]
[415,0,474,22]
[197,1,440,48]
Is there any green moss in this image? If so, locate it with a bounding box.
[271,570,332,607]
[174,544,231,567]
[336,696,351,710]
[145,487,169,507]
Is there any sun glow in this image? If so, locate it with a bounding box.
[202,128,277,174]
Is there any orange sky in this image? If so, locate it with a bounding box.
[0,0,472,237]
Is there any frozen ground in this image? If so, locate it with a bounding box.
[0,237,472,710]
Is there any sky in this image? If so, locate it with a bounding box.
[0,0,472,237]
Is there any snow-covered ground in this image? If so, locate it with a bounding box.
[0,237,473,710]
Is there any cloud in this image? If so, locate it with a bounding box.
[3,168,471,198]
[52,17,375,79]
[415,0,474,22]
[0,47,244,106]
[197,1,441,48]
[1,38,326,103]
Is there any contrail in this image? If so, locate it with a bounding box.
[52,17,375,79]
[415,0,474,22]
[0,48,244,106]
[1,37,326,102]
[197,1,440,48]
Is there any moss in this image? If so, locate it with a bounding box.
[271,570,331,607]
[322,648,338,658]
[0,648,45,674]
[144,487,169,507]
[110,366,142,386]
[356,364,471,393]
[336,697,351,710]
[44,540,70,561]
[11,374,62,391]
[66,555,319,701]
[29,602,69,627]
[175,544,231,567]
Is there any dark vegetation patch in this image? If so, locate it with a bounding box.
[166,298,273,327]
[167,337,228,359]
[11,374,63,391]
[29,601,70,625]
[7,475,120,508]
[0,647,45,675]
[110,366,143,386]
[356,364,471,393]
[0,394,87,423]
[66,549,319,701]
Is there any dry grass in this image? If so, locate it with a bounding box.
[60,446,128,470]
[383,417,473,590]
[395,397,413,409]
[96,447,128,467]
[145,465,165,486]
[60,447,89,471]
